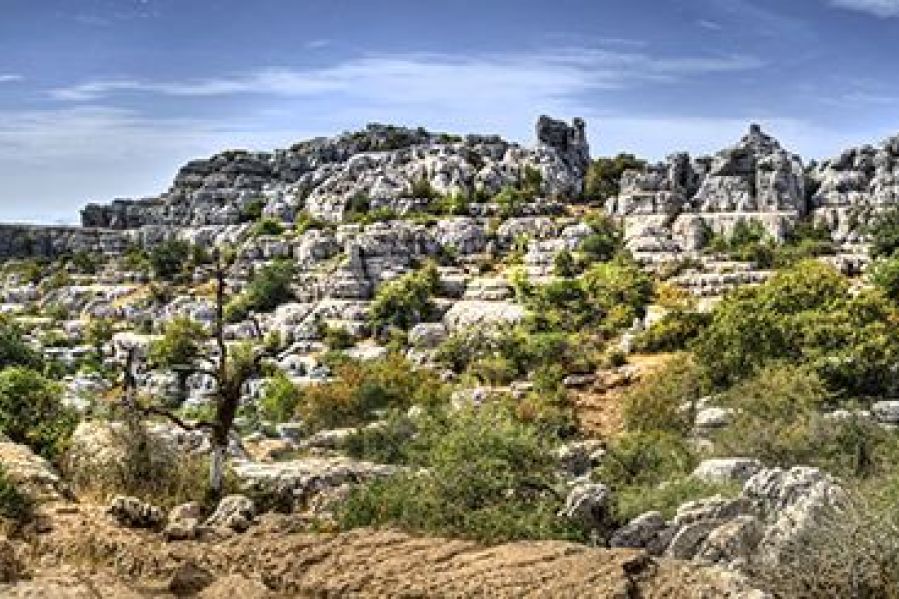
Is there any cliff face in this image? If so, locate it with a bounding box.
[80,116,590,229]
[607,125,899,260]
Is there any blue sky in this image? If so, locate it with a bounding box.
[1,0,899,223]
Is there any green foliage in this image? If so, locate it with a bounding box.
[613,477,740,523]
[344,411,418,464]
[0,317,42,370]
[296,354,449,431]
[85,318,114,357]
[68,250,101,274]
[494,186,528,218]
[258,371,302,423]
[621,355,709,435]
[584,154,646,202]
[520,165,543,197]
[870,205,899,258]
[521,258,651,334]
[295,210,329,234]
[228,259,296,322]
[322,324,354,350]
[339,404,585,544]
[598,431,697,489]
[706,219,834,268]
[251,216,285,237]
[0,367,77,460]
[239,198,265,223]
[692,260,899,393]
[0,466,34,525]
[870,257,899,301]
[148,239,191,281]
[713,365,828,465]
[632,310,711,353]
[405,177,439,199]
[553,249,576,277]
[148,317,205,370]
[579,212,624,263]
[369,262,440,331]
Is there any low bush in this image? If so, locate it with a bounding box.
[0,367,77,460]
[621,354,709,435]
[613,476,740,523]
[369,262,440,331]
[632,310,710,353]
[258,372,302,423]
[296,354,449,431]
[338,404,585,544]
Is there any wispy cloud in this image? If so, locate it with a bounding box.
[0,74,23,84]
[830,0,899,17]
[697,19,724,31]
[51,48,764,102]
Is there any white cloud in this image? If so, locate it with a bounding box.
[830,0,899,16]
[697,19,724,31]
[0,75,23,84]
[51,48,763,102]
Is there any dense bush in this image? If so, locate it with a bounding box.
[579,211,623,263]
[257,371,302,423]
[227,259,295,321]
[613,476,739,522]
[296,354,449,431]
[339,404,585,543]
[251,216,285,237]
[0,317,42,370]
[148,239,192,280]
[694,260,899,396]
[369,262,440,331]
[521,258,651,334]
[0,367,77,460]
[621,354,709,435]
[870,204,899,258]
[632,310,710,353]
[712,364,899,477]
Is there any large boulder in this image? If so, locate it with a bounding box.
[692,458,763,485]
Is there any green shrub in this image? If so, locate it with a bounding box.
[632,310,711,353]
[870,257,899,301]
[239,198,265,223]
[344,411,418,465]
[258,372,302,423]
[870,205,899,258]
[613,477,740,522]
[229,259,296,319]
[0,317,42,370]
[621,355,709,435]
[583,154,646,202]
[251,216,285,237]
[296,354,449,431]
[339,405,584,543]
[369,262,439,331]
[295,210,329,234]
[148,239,191,280]
[598,431,697,489]
[712,364,829,467]
[553,249,576,277]
[0,367,77,460]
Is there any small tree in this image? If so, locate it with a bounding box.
[148,317,205,407]
[128,251,275,498]
[85,318,114,362]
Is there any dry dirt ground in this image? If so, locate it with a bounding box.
[0,503,762,598]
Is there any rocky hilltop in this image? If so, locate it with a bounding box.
[1,117,899,597]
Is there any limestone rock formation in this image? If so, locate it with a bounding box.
[608,124,805,259]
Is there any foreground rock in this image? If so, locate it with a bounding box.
[20,505,767,598]
[611,466,846,574]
